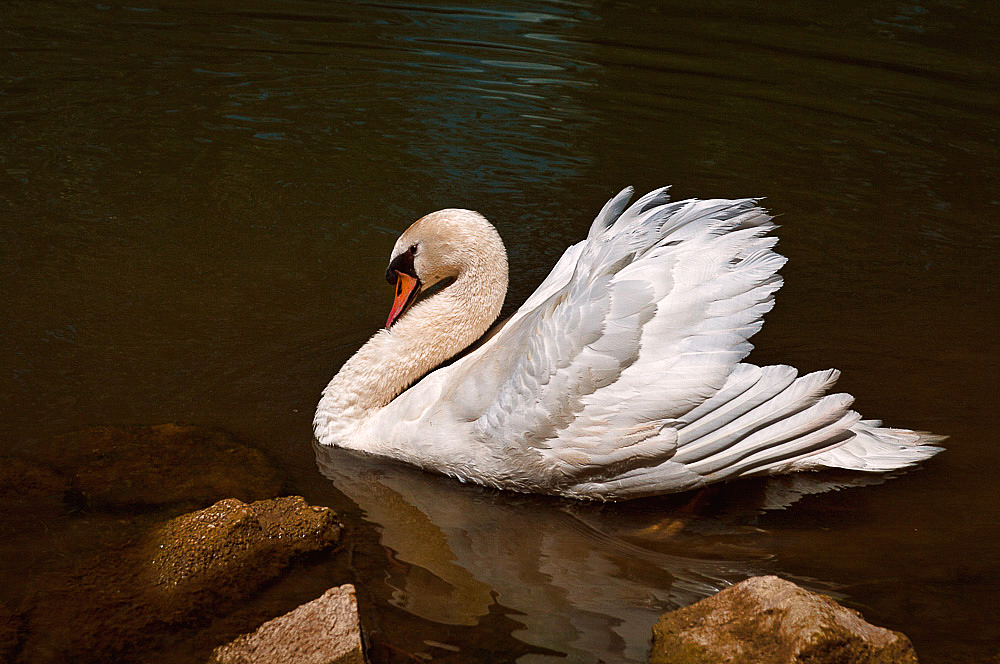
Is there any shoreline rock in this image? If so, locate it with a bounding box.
[19,496,342,663]
[650,575,918,664]
[211,584,365,664]
[145,496,343,620]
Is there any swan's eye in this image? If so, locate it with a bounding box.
[409,244,418,256]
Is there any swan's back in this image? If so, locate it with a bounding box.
[361,188,942,500]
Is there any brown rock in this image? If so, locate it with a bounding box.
[0,458,67,500]
[0,458,68,520]
[146,496,342,618]
[20,496,342,663]
[210,584,365,664]
[35,424,282,509]
[650,575,918,664]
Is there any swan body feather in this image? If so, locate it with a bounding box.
[314,187,942,500]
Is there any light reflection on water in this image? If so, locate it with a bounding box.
[2,0,998,662]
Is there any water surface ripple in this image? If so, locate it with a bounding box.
[1,0,998,662]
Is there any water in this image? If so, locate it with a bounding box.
[2,0,998,661]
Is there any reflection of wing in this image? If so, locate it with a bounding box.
[313,443,772,664]
[374,187,940,499]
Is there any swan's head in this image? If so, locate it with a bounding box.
[384,208,506,328]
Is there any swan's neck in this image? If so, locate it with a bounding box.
[315,250,507,444]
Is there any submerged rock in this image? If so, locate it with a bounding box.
[211,584,365,664]
[33,424,282,510]
[650,575,918,664]
[0,458,68,520]
[2,425,352,664]
[19,496,342,663]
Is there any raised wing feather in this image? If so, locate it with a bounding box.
[434,188,783,494]
[369,187,942,499]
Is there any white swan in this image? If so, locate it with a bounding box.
[314,187,942,500]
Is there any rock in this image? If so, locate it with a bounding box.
[650,575,919,664]
[146,496,342,619]
[19,496,342,663]
[33,424,282,510]
[0,458,68,501]
[210,584,365,664]
[0,458,69,520]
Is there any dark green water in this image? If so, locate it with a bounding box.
[2,1,998,662]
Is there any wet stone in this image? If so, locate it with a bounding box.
[650,575,919,664]
[18,496,342,664]
[147,496,342,618]
[211,584,365,664]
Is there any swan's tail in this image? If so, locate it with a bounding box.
[565,363,943,500]
[770,420,945,474]
[669,362,944,481]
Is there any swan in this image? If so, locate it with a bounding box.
[314,187,942,500]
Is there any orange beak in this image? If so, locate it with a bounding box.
[386,271,420,328]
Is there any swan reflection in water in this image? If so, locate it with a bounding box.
[314,442,886,662]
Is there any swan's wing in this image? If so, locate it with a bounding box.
[414,188,786,493]
[369,187,942,498]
